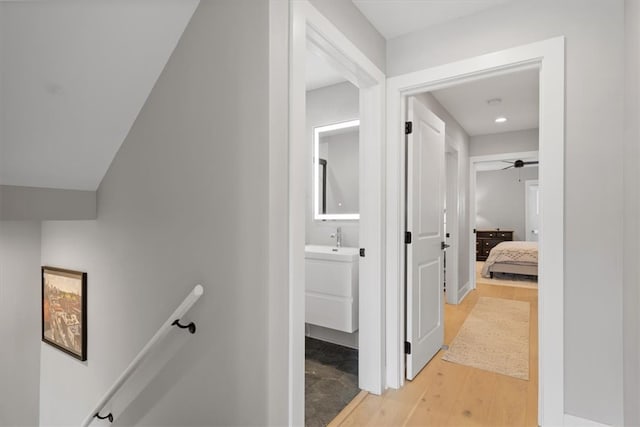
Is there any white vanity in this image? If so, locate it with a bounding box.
[305,245,359,333]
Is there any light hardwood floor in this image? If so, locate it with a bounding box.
[330,284,538,427]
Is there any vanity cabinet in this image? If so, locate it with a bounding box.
[305,245,359,333]
[476,230,513,261]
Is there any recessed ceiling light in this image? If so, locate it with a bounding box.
[495,116,507,123]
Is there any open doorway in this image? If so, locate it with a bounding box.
[408,63,540,394]
[472,151,540,290]
[289,2,386,426]
[303,52,361,425]
[385,37,565,426]
[403,66,542,423]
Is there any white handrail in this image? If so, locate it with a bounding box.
[81,284,204,427]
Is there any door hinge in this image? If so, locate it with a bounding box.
[405,231,412,244]
[359,248,366,257]
[405,341,412,355]
[405,121,413,134]
[473,228,477,234]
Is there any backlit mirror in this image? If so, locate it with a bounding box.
[314,119,359,220]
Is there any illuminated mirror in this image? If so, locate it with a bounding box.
[313,119,359,220]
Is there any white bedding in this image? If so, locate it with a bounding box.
[481,241,538,278]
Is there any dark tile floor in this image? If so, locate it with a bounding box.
[305,337,359,427]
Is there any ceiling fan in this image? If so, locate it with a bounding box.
[501,159,539,170]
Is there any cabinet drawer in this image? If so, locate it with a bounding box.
[486,239,502,247]
[477,230,513,239]
[305,259,357,297]
[477,231,496,238]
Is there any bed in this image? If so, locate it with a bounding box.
[481,241,538,279]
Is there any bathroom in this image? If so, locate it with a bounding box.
[304,47,361,426]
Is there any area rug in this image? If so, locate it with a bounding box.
[442,297,530,380]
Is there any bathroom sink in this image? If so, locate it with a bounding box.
[304,245,358,262]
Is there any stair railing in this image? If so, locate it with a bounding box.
[80,284,204,426]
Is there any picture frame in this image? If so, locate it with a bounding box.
[41,266,87,361]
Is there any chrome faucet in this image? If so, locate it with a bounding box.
[330,227,342,247]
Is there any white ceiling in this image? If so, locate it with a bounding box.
[0,0,199,190]
[306,47,347,91]
[430,68,539,136]
[352,0,513,40]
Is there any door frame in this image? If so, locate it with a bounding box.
[445,141,460,305]
[469,150,539,291]
[385,37,565,426]
[525,179,540,242]
[289,1,386,425]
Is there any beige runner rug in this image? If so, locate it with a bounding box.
[442,297,530,380]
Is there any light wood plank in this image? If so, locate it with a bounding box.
[328,391,369,427]
[404,356,471,426]
[333,284,538,427]
[446,368,499,426]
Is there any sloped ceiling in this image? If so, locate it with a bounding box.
[0,0,199,190]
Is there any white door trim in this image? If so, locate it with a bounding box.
[289,1,386,425]
[445,141,460,305]
[525,179,540,242]
[469,150,539,291]
[385,37,565,426]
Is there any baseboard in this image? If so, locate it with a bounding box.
[457,281,472,304]
[564,414,610,427]
[305,323,358,349]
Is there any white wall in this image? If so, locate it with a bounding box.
[416,92,471,294]
[306,82,360,248]
[307,0,386,73]
[623,0,640,425]
[476,166,538,241]
[389,1,625,423]
[39,1,272,425]
[469,129,539,157]
[0,221,41,426]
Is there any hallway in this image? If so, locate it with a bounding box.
[331,284,538,426]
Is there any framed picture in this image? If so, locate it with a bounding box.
[42,267,87,361]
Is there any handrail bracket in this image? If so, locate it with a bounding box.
[94,412,114,423]
[172,319,196,334]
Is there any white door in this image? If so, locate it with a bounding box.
[525,180,540,242]
[406,96,445,380]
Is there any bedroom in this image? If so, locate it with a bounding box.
[430,66,541,296]
[393,65,542,425]
[474,148,539,289]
